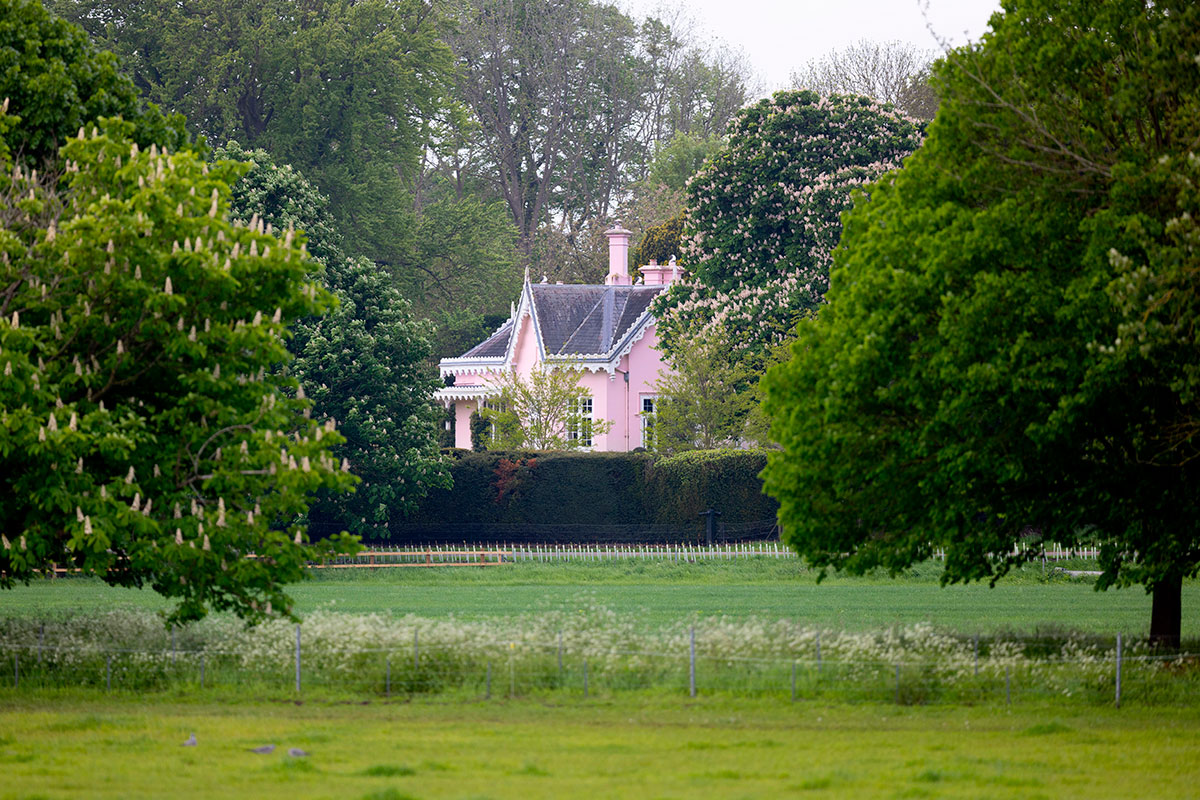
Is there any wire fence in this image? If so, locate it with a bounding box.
[313,540,1107,568]
[2,622,1196,708]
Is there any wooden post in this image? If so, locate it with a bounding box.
[295,624,301,694]
[1115,632,1122,709]
[689,626,697,698]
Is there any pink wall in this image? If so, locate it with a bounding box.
[446,304,674,452]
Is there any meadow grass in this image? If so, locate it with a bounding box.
[4,559,1198,636]
[1,690,1198,799]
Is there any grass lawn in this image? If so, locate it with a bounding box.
[1,691,1198,799]
[5,560,1199,637]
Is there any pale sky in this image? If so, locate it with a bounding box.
[618,0,1005,93]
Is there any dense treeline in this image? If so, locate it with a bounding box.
[47,0,752,353]
[402,450,778,535]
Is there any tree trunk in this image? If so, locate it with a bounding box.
[1149,572,1182,650]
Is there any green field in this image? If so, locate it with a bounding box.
[2,692,1198,799]
[5,560,1199,637]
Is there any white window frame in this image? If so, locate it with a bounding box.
[568,396,594,449]
[640,394,658,450]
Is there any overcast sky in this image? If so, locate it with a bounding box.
[617,0,1004,93]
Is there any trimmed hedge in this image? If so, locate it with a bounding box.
[643,449,778,525]
[403,449,777,531]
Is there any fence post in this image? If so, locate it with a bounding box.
[294,624,301,694]
[386,657,391,698]
[689,626,697,698]
[1115,632,1122,709]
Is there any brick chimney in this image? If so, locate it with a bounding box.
[604,223,632,285]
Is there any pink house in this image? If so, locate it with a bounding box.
[436,224,682,451]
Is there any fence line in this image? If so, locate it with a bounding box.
[1,627,1194,709]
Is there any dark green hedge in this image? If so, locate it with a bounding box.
[405,449,777,528]
[643,449,779,524]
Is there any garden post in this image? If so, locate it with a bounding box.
[1115,633,1122,709]
[295,624,301,694]
[689,626,697,698]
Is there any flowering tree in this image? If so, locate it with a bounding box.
[480,365,611,451]
[652,90,923,356]
[0,116,358,624]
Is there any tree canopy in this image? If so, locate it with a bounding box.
[761,0,1200,646]
[0,117,357,624]
[652,90,923,358]
[47,0,455,267]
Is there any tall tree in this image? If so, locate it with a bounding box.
[0,114,357,624]
[445,0,749,268]
[791,39,939,121]
[216,141,451,539]
[652,90,923,358]
[0,0,190,165]
[46,0,455,266]
[762,0,1200,647]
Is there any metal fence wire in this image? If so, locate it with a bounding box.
[1,624,1196,708]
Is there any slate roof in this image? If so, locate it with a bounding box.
[443,282,664,371]
[461,319,514,358]
[531,284,661,356]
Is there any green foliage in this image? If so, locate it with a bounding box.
[644,131,726,193]
[761,0,1200,644]
[291,258,451,539]
[214,142,450,539]
[0,115,358,624]
[468,410,490,453]
[479,366,611,451]
[213,141,342,266]
[643,449,778,525]
[651,328,755,454]
[410,451,652,526]
[408,449,773,528]
[0,0,191,166]
[49,0,455,266]
[631,215,682,270]
[652,90,923,357]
